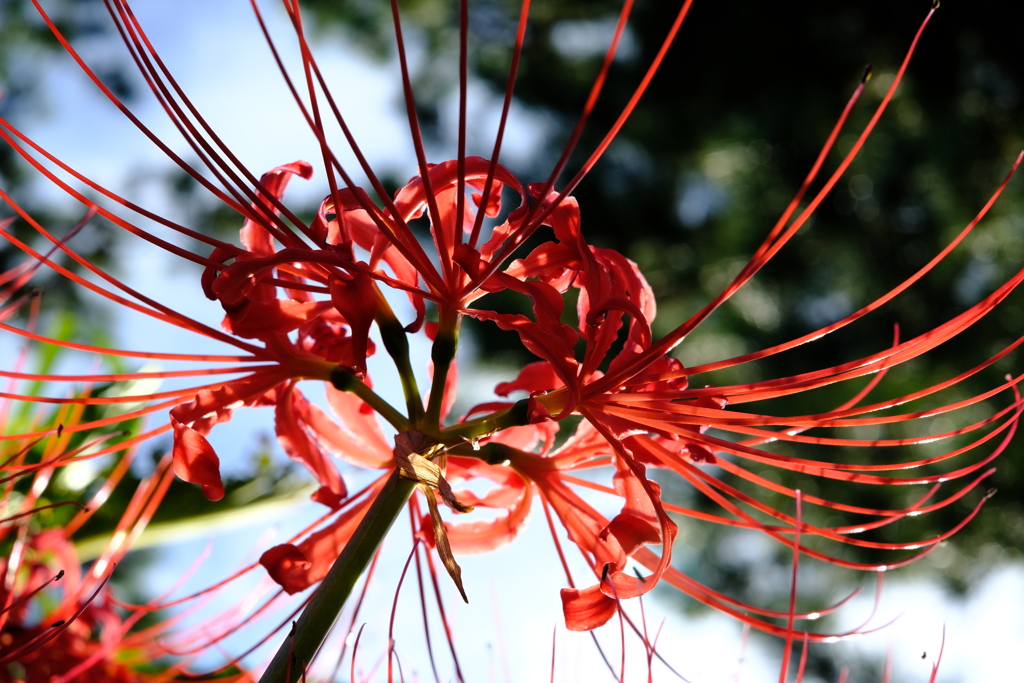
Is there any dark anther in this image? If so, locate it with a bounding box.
[632,567,647,583]
[56,424,64,437]
[861,64,873,84]
[931,0,940,9]
[601,564,611,583]
[51,620,66,628]
[55,569,64,581]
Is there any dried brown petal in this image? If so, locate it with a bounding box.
[422,484,469,603]
[392,431,473,601]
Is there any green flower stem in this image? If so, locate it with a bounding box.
[447,440,523,466]
[374,291,423,423]
[424,308,460,428]
[439,397,531,445]
[258,470,416,683]
[330,367,408,431]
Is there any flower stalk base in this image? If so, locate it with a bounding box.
[258,470,416,683]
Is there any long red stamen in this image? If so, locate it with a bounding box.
[0,567,114,664]
[454,0,469,254]
[253,0,445,293]
[390,0,455,288]
[591,3,940,394]
[105,0,316,247]
[778,491,803,683]
[467,0,532,252]
[0,203,266,355]
[407,499,441,683]
[524,0,638,214]
[27,0,263,221]
[422,536,466,682]
[0,322,258,362]
[460,0,694,300]
[387,538,421,683]
[0,117,242,256]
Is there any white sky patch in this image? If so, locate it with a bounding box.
[550,17,639,63]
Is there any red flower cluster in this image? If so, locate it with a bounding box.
[1,0,1020,679]
[0,322,254,681]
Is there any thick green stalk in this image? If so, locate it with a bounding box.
[330,367,408,431]
[424,308,460,428]
[258,471,415,683]
[374,292,423,423]
[440,397,531,445]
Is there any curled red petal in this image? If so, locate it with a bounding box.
[323,386,394,469]
[446,515,522,555]
[170,372,287,436]
[444,462,533,554]
[222,299,332,340]
[560,584,617,632]
[328,273,379,377]
[527,397,553,423]
[259,543,312,595]
[310,486,345,511]
[495,361,564,397]
[262,479,384,593]
[171,423,225,502]
[241,160,314,256]
[604,511,661,558]
[275,383,347,504]
[200,245,240,300]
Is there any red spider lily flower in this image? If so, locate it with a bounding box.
[0,364,257,682]
[0,499,255,683]
[0,0,1020,679]
[0,530,157,683]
